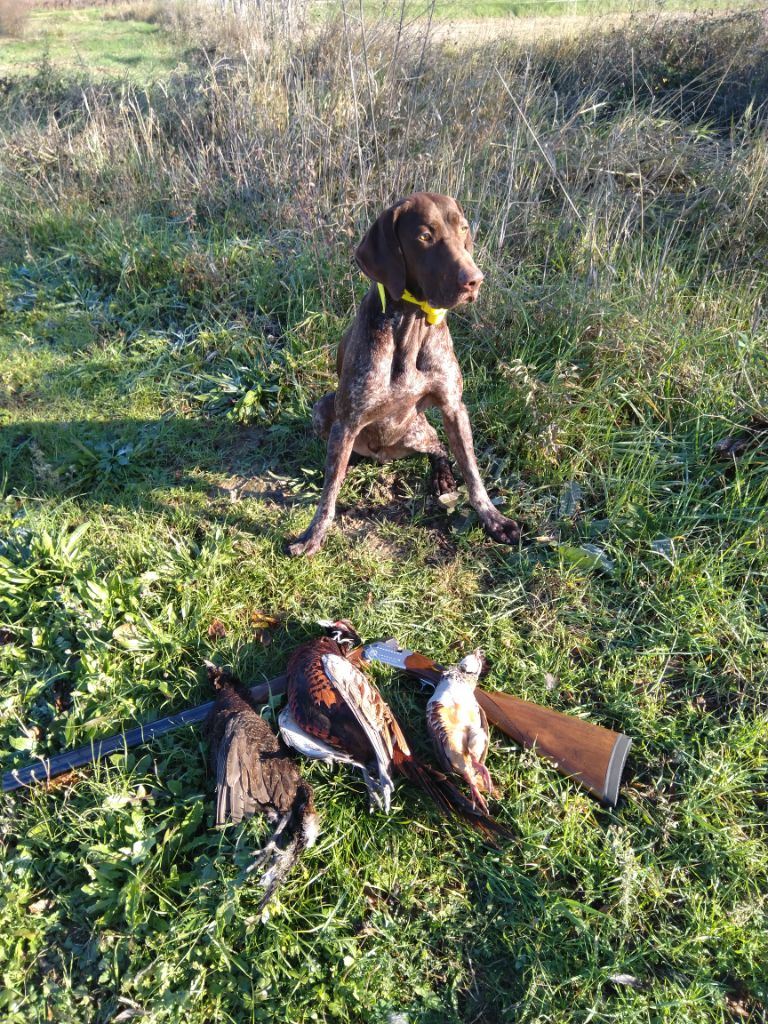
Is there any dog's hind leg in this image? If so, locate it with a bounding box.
[409,418,458,497]
[372,414,458,496]
[311,393,336,440]
[428,454,458,497]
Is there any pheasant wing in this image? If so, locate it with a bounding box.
[213,713,275,826]
[322,655,393,758]
[320,653,396,805]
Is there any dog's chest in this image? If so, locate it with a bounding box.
[364,319,456,406]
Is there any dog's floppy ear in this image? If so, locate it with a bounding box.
[354,200,407,300]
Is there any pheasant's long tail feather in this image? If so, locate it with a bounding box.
[251,783,319,910]
[392,748,513,844]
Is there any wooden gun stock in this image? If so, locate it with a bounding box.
[473,689,631,807]
[370,646,632,807]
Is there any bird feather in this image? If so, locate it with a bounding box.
[278,703,367,770]
[320,652,395,797]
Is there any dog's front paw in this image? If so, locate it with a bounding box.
[482,512,523,546]
[287,536,321,558]
[286,525,327,558]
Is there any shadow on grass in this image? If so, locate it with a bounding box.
[2,412,462,546]
[2,413,321,521]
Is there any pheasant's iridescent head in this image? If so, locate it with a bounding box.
[316,618,363,651]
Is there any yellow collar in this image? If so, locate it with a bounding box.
[377,282,447,326]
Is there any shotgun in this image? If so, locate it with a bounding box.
[3,640,632,804]
[2,674,288,794]
[363,640,632,807]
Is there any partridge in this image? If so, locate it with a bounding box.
[206,663,319,908]
[279,621,510,841]
[426,650,497,813]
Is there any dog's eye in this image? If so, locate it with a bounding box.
[417,231,432,243]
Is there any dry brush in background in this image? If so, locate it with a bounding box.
[1,6,767,309]
[0,0,32,38]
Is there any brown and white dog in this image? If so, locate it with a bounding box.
[288,191,521,556]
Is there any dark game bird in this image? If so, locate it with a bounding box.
[278,621,511,842]
[206,663,319,908]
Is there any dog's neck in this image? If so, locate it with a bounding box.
[363,287,447,379]
[367,286,448,339]
[376,282,447,325]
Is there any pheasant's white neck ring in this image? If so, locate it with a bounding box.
[317,620,356,650]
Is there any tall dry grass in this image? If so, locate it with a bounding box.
[109,0,310,42]
[0,0,31,37]
[0,6,767,312]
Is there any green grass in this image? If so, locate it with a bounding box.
[1,7,768,1024]
[0,7,183,80]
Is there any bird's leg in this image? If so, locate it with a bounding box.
[465,774,490,815]
[247,810,292,872]
[472,757,497,797]
[247,815,290,872]
[247,842,276,872]
[256,834,304,911]
[359,766,393,814]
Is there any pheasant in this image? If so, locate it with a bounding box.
[278,621,511,841]
[206,663,319,909]
[426,650,497,814]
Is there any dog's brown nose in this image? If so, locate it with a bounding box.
[458,264,484,300]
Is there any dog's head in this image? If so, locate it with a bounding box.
[355,192,483,310]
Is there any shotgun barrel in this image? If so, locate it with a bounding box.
[363,641,632,806]
[2,645,375,793]
[2,675,288,794]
